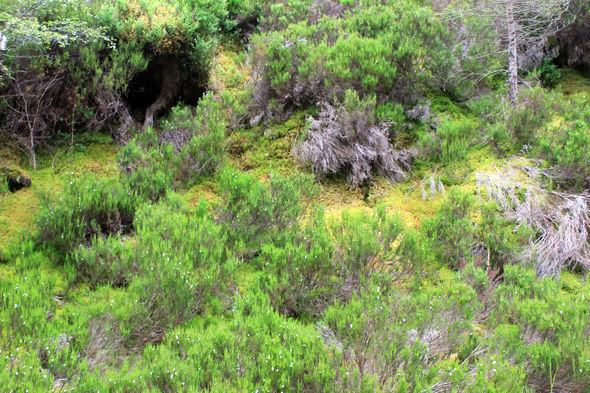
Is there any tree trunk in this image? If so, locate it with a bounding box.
[507,0,518,108]
[143,56,181,129]
[29,126,37,171]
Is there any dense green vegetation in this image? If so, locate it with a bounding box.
[2,0,590,391]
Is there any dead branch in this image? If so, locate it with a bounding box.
[476,157,590,278]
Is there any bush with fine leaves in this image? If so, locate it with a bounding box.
[218,168,320,250]
[120,92,227,200]
[248,0,451,121]
[36,174,135,254]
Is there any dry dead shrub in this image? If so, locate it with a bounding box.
[86,314,124,373]
[294,97,417,187]
[476,158,590,278]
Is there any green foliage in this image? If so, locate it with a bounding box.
[431,96,470,117]
[376,101,405,125]
[168,93,227,183]
[492,265,590,390]
[250,0,451,110]
[36,174,135,254]
[98,0,228,58]
[71,40,149,118]
[419,118,473,164]
[536,57,561,89]
[438,119,473,164]
[423,191,474,269]
[123,160,173,204]
[507,89,552,146]
[323,277,483,391]
[5,1,590,389]
[476,204,512,268]
[218,168,320,249]
[258,207,333,317]
[123,195,236,347]
[71,234,135,288]
[537,94,590,185]
[120,93,227,197]
[258,205,422,318]
[0,267,57,345]
[0,0,108,80]
[330,207,405,289]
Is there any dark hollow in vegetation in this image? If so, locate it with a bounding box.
[7,175,32,192]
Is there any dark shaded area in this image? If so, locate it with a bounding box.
[7,175,31,192]
[125,62,163,123]
[233,14,260,44]
[126,57,207,126]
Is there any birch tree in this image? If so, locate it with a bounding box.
[447,0,572,106]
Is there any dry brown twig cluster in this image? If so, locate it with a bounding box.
[294,102,417,188]
[476,157,590,278]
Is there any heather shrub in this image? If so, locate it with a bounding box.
[492,265,590,391]
[507,89,552,147]
[36,175,135,254]
[423,191,474,270]
[536,57,561,89]
[170,93,226,183]
[123,195,236,349]
[538,105,590,187]
[120,93,227,197]
[258,207,334,317]
[0,269,57,344]
[323,279,483,391]
[128,291,341,392]
[438,119,473,164]
[71,235,135,288]
[218,168,320,249]
[97,0,228,68]
[119,129,174,203]
[330,207,407,294]
[259,206,422,318]
[475,204,513,269]
[249,0,451,118]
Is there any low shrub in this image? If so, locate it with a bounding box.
[294,90,417,187]
[330,207,410,295]
[507,89,552,147]
[218,168,320,249]
[119,129,174,203]
[437,119,473,164]
[123,195,236,349]
[71,235,135,288]
[36,175,135,254]
[539,118,590,188]
[249,0,451,120]
[120,92,227,198]
[259,205,422,318]
[423,191,474,270]
[258,207,334,317]
[170,93,226,183]
[536,57,561,89]
[492,265,590,391]
[323,279,482,391]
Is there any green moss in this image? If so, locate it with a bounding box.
[430,96,471,117]
[555,68,590,97]
[0,134,119,250]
